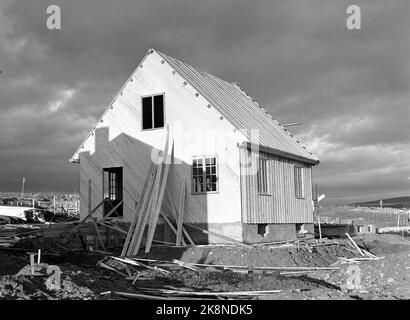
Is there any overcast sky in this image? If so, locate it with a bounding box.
[0,0,409,204]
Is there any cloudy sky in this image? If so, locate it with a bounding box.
[0,0,409,204]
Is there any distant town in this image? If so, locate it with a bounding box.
[0,192,79,223]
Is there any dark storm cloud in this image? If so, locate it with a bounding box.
[0,0,409,202]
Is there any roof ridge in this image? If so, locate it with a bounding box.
[153,49,318,163]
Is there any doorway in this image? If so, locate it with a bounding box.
[103,167,123,217]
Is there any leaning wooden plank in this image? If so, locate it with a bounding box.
[97,221,127,235]
[160,212,187,246]
[145,127,169,242]
[127,167,158,256]
[129,191,156,256]
[121,163,156,256]
[66,199,104,237]
[92,219,106,251]
[144,158,170,253]
[101,200,124,221]
[145,137,172,253]
[176,181,186,247]
[345,233,365,256]
[184,224,253,249]
[165,189,195,245]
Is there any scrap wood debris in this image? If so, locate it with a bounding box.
[336,233,385,264]
[94,255,344,299]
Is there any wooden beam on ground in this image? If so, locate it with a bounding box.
[185,224,253,249]
[176,181,186,247]
[130,258,340,271]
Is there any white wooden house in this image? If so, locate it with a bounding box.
[70,48,320,244]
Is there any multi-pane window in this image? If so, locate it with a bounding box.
[192,156,218,193]
[294,166,305,198]
[108,172,117,201]
[257,158,269,194]
[142,94,165,130]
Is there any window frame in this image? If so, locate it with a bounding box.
[257,156,271,196]
[294,166,305,199]
[141,93,166,131]
[191,155,219,195]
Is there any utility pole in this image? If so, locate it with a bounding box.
[21,177,25,200]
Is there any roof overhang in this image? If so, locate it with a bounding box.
[241,142,320,166]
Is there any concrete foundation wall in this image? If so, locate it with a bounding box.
[242,223,296,243]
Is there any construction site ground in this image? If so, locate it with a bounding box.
[0,233,409,300]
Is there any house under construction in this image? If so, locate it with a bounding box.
[69,48,320,247]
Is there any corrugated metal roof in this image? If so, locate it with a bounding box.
[155,49,319,164]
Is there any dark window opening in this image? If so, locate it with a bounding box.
[257,224,269,237]
[142,97,152,129]
[296,223,306,237]
[142,94,165,130]
[103,167,123,217]
[192,156,218,194]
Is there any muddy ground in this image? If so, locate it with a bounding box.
[0,234,409,300]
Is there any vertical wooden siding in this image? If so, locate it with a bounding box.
[240,147,314,224]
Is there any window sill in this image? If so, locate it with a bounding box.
[192,191,219,195]
[257,193,272,196]
[141,126,166,132]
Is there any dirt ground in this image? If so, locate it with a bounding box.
[0,234,409,300]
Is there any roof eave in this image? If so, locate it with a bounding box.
[241,142,320,165]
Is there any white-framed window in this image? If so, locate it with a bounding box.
[141,94,165,130]
[192,156,218,194]
[257,157,269,194]
[294,166,305,198]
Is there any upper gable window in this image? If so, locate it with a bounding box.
[142,94,165,130]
